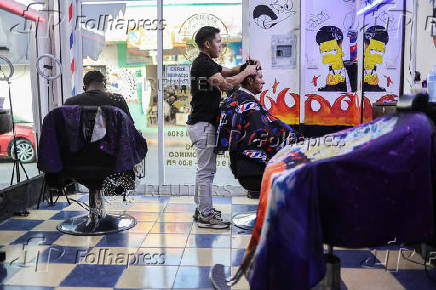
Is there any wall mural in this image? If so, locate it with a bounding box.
[361,0,404,123]
[253,0,296,29]
[299,0,404,126]
[259,79,300,124]
[249,0,404,127]
[250,0,300,125]
[302,0,359,126]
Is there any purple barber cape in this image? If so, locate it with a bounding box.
[250,112,435,290]
[37,105,147,174]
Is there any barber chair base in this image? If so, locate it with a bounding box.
[57,213,137,236]
[232,211,257,231]
[210,263,231,290]
[312,254,341,290]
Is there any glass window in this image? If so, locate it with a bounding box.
[81,1,158,185]
[163,0,242,187]
[0,9,39,189]
[79,0,243,190]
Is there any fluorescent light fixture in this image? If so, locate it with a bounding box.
[357,0,394,16]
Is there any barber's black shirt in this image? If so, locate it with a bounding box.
[64,90,132,119]
[187,52,222,125]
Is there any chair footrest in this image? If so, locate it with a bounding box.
[232,211,257,231]
[57,213,136,235]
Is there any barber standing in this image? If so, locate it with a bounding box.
[187,26,259,229]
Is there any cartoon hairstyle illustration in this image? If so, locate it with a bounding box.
[253,0,295,29]
[316,26,344,45]
[364,25,389,45]
[253,5,279,27]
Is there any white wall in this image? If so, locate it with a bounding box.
[404,0,436,93]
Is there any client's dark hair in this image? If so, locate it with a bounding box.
[241,59,257,87]
[195,26,220,48]
[83,70,105,87]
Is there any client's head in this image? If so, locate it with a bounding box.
[83,70,106,92]
[241,70,265,95]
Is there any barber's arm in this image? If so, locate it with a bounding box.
[221,57,262,77]
[221,66,241,77]
[208,65,257,91]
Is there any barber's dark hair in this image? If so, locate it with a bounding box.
[83,70,105,87]
[316,26,344,45]
[195,26,220,48]
[364,25,389,45]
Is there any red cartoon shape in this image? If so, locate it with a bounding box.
[384,75,393,87]
[272,79,280,94]
[312,75,320,87]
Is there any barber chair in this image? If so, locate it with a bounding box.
[313,93,433,290]
[211,94,433,290]
[39,106,137,235]
[230,152,264,231]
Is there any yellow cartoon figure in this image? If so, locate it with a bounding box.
[363,25,389,92]
[316,26,356,92]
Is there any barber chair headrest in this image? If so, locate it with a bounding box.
[396,93,429,112]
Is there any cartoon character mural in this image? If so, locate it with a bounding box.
[315,26,357,92]
[297,0,404,126]
[363,25,389,92]
[253,0,296,29]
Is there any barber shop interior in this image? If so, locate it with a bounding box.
[2,0,436,289]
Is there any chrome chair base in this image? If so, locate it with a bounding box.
[232,210,257,231]
[57,213,137,236]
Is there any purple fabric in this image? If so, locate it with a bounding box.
[250,112,435,290]
[37,105,147,174]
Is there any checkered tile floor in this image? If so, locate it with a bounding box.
[0,193,435,289]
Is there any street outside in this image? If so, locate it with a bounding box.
[0,158,39,189]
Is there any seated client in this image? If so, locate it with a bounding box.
[65,70,132,119]
[215,69,297,198]
[63,70,140,196]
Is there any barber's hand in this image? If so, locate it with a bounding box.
[245,65,258,76]
[247,56,262,70]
